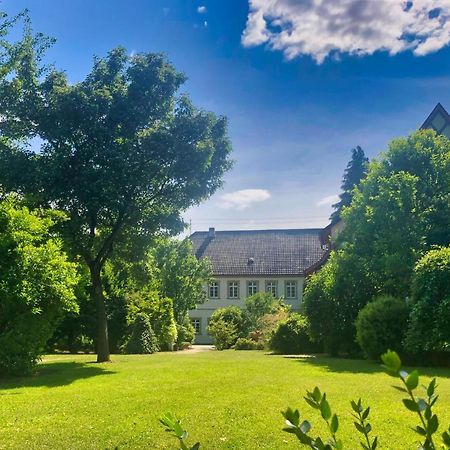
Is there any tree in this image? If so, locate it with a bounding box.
[405,246,450,354]
[0,197,78,375]
[148,237,212,323]
[305,130,450,355]
[0,47,232,361]
[330,146,368,223]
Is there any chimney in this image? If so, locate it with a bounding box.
[208,227,216,238]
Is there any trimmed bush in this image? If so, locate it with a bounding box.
[123,313,159,354]
[356,295,409,360]
[269,313,316,354]
[234,338,264,350]
[405,247,450,354]
[207,319,237,350]
[176,316,195,348]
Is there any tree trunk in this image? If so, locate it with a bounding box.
[89,264,110,362]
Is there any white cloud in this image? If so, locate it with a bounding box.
[204,20,208,27]
[242,0,450,63]
[316,194,339,207]
[197,5,207,14]
[218,189,271,210]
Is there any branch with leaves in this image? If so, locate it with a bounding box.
[159,412,200,450]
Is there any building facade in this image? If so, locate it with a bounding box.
[189,227,333,344]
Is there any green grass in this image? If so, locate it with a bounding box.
[0,351,449,449]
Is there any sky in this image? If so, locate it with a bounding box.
[3,0,450,233]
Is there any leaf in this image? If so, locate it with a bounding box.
[442,430,450,446]
[313,386,322,402]
[427,378,436,397]
[381,350,401,374]
[392,386,408,393]
[354,422,365,434]
[320,396,332,421]
[282,407,300,427]
[362,407,370,420]
[300,420,311,434]
[365,423,372,434]
[304,396,319,409]
[330,414,339,434]
[402,399,419,412]
[372,436,378,449]
[405,370,419,391]
[415,426,427,436]
[427,414,439,434]
[417,399,427,412]
[190,443,200,450]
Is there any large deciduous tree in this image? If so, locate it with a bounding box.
[0,46,232,362]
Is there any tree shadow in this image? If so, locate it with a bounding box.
[284,354,450,378]
[0,361,116,390]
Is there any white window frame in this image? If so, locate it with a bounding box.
[247,280,258,297]
[285,281,297,299]
[209,281,219,299]
[228,281,239,299]
[266,280,278,297]
[191,318,201,334]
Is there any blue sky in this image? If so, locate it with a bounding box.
[3,0,450,232]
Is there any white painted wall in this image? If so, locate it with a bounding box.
[188,275,305,344]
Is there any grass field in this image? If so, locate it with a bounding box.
[0,350,449,449]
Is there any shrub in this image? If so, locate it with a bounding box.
[355,295,409,360]
[269,313,317,355]
[207,306,244,349]
[122,313,159,354]
[207,319,237,350]
[405,247,450,354]
[234,337,264,350]
[243,292,282,334]
[0,200,79,376]
[176,315,196,348]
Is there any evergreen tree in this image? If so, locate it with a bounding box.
[330,146,369,223]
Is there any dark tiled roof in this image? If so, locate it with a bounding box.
[190,229,328,276]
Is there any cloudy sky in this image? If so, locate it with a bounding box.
[4,0,450,232]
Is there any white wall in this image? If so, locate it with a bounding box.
[188,276,305,344]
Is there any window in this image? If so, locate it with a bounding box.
[191,318,201,334]
[228,281,239,299]
[209,281,219,299]
[247,281,258,296]
[285,281,297,299]
[266,281,278,297]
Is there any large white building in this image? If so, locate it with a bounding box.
[188,225,336,344]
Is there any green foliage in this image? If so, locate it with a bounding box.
[122,312,158,354]
[269,313,317,355]
[382,350,448,450]
[159,412,200,450]
[0,198,79,375]
[405,247,450,353]
[305,130,450,356]
[234,337,265,350]
[176,315,196,348]
[243,292,282,334]
[207,306,244,349]
[125,290,177,351]
[207,319,237,351]
[282,351,449,450]
[330,146,368,223]
[0,41,232,361]
[355,296,409,360]
[147,237,212,322]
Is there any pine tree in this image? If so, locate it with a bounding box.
[330,146,369,223]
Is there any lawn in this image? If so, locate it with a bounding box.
[0,350,449,449]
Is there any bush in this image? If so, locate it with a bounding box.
[207,319,237,350]
[405,247,450,354]
[243,292,282,334]
[355,295,409,360]
[176,315,196,348]
[207,306,244,349]
[269,313,317,354]
[0,200,79,375]
[122,313,159,354]
[234,338,264,350]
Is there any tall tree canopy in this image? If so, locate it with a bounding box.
[305,130,450,355]
[330,145,368,223]
[0,46,232,361]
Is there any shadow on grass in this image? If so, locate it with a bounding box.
[0,361,115,390]
[284,354,450,378]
